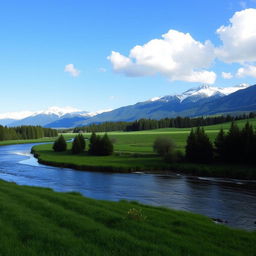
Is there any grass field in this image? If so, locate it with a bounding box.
[0,179,255,256]
[0,135,74,146]
[32,118,256,178]
[75,118,256,153]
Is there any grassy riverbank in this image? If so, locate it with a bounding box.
[0,179,255,256]
[31,119,256,179]
[0,135,74,146]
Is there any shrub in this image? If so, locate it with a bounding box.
[153,136,176,157]
[52,135,67,152]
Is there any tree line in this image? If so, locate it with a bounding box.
[185,122,256,164]
[0,125,58,141]
[73,112,256,133]
[53,132,113,156]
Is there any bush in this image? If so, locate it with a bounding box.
[52,135,67,152]
[165,150,184,163]
[153,136,176,157]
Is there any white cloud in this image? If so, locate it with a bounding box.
[236,65,256,77]
[108,29,216,84]
[64,64,80,77]
[222,72,233,79]
[216,8,256,63]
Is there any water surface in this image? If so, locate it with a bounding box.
[0,143,255,230]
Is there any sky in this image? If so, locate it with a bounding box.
[1,0,256,113]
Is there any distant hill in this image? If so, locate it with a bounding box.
[1,84,255,128]
[76,84,254,126]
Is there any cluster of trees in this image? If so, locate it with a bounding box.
[185,122,256,164]
[0,125,58,141]
[214,122,256,163]
[73,112,256,133]
[71,134,86,154]
[88,132,113,156]
[53,133,113,156]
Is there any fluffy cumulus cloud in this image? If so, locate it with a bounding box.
[108,8,256,83]
[236,65,256,77]
[108,30,216,84]
[222,72,233,79]
[216,8,256,63]
[64,64,80,77]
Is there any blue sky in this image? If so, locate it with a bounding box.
[1,0,256,113]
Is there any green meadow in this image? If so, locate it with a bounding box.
[32,119,256,178]
[0,180,255,256]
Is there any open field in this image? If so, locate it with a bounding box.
[79,118,256,153]
[32,118,256,178]
[0,179,255,256]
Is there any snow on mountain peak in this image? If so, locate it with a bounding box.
[176,83,250,102]
[82,109,113,117]
[34,106,82,117]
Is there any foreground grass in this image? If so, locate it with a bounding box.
[0,180,255,256]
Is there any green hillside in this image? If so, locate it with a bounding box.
[0,180,255,256]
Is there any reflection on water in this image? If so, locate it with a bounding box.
[0,143,256,231]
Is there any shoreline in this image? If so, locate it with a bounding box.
[31,147,256,180]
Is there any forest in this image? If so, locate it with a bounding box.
[0,125,58,141]
[73,112,256,133]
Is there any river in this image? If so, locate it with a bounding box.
[0,142,255,231]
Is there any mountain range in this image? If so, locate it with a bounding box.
[1,83,255,128]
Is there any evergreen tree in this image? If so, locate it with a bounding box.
[71,136,83,154]
[53,135,67,152]
[88,132,97,155]
[185,129,196,162]
[225,122,242,162]
[185,127,213,163]
[214,128,226,161]
[78,134,86,151]
[100,133,114,156]
[241,121,254,163]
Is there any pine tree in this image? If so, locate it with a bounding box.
[78,134,86,151]
[53,135,67,152]
[88,132,97,155]
[214,128,226,161]
[71,136,82,154]
[100,133,114,156]
[185,127,213,163]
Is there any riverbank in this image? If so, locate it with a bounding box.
[0,179,255,256]
[32,144,256,179]
[0,137,57,146]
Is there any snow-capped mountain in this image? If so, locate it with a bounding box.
[0,84,254,128]
[150,84,249,103]
[0,106,113,128]
[75,83,254,126]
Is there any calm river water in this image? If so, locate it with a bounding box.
[0,143,255,231]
